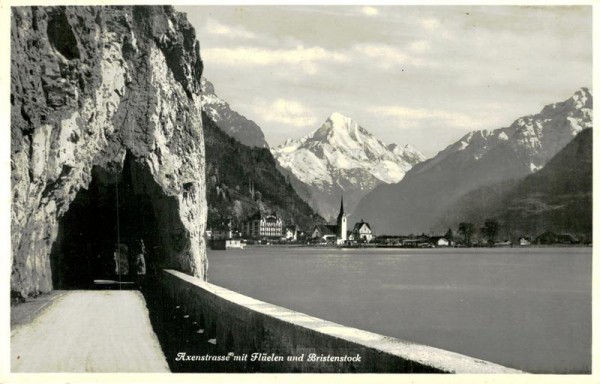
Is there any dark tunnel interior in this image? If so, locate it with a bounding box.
[50,153,165,289]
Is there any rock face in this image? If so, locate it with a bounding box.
[11,6,207,298]
[201,77,269,149]
[353,88,593,234]
[272,112,425,221]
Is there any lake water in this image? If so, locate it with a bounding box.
[207,246,591,373]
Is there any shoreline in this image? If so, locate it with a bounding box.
[211,243,592,250]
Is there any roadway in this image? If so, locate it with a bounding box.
[11,290,170,372]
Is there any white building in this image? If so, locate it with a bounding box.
[351,220,374,242]
[519,237,531,246]
[431,237,450,247]
[241,212,283,239]
[284,225,298,241]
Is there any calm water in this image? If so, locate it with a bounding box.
[207,247,591,373]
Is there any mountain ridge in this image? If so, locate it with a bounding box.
[272,112,426,220]
[353,88,593,234]
[437,128,592,241]
[201,77,269,149]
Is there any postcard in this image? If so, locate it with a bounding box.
[3,2,596,383]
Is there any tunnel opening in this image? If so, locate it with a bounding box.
[49,151,183,289]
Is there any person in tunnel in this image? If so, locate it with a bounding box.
[134,239,147,289]
[114,243,129,278]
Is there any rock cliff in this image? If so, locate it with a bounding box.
[11,6,207,298]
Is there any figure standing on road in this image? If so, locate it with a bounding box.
[135,240,147,275]
[134,240,147,288]
[114,243,129,277]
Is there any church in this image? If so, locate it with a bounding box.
[311,197,347,245]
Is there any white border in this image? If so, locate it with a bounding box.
[0,1,597,383]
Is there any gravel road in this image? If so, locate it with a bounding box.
[11,290,170,372]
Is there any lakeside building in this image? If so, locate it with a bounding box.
[349,220,374,242]
[212,239,244,250]
[374,235,403,245]
[211,228,234,240]
[284,225,298,241]
[311,197,348,244]
[311,224,338,242]
[429,236,450,247]
[206,219,236,240]
[519,237,531,246]
[241,212,283,239]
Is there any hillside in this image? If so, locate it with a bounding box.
[439,128,592,240]
[203,112,323,231]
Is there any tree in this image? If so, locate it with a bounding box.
[444,228,454,242]
[481,219,499,246]
[458,222,473,246]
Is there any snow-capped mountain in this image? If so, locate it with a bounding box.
[201,77,269,148]
[272,112,426,220]
[353,87,593,234]
[437,128,592,240]
[414,88,593,177]
[388,143,427,167]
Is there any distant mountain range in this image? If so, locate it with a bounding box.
[353,88,593,235]
[438,128,592,241]
[201,77,269,148]
[272,112,426,221]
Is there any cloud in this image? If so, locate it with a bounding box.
[408,40,431,54]
[368,105,479,129]
[361,6,379,16]
[355,44,409,67]
[204,19,256,40]
[202,46,350,74]
[354,43,433,69]
[420,17,440,31]
[253,99,318,127]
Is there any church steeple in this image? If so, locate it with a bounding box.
[337,195,347,241]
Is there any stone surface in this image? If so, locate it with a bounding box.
[158,269,523,373]
[11,6,207,298]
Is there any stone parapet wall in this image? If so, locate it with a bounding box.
[160,269,523,374]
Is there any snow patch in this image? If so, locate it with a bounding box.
[529,162,542,172]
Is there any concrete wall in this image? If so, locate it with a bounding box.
[160,269,523,373]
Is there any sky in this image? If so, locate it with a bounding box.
[177,5,592,157]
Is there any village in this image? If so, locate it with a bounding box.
[206,197,584,250]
